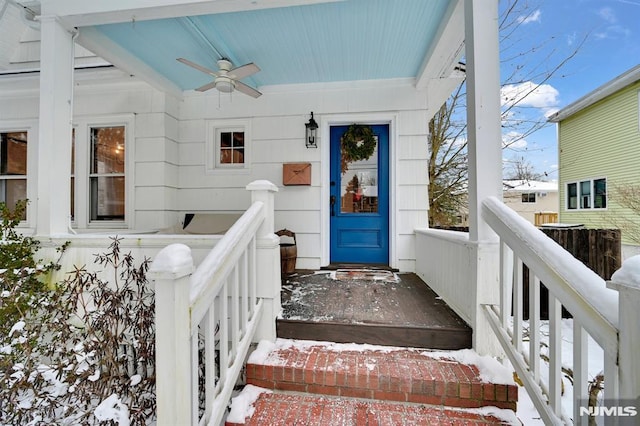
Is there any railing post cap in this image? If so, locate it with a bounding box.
[148,243,195,279]
[246,180,278,192]
[607,255,640,291]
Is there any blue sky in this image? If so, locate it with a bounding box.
[498,0,640,180]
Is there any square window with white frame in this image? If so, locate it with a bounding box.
[206,119,251,173]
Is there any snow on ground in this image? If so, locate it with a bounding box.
[227,385,272,424]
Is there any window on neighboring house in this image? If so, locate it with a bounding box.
[567,183,577,209]
[567,178,607,210]
[594,178,607,209]
[521,193,536,203]
[0,131,28,220]
[206,119,251,173]
[580,180,591,208]
[89,126,126,221]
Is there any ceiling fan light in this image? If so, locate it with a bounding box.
[216,77,235,93]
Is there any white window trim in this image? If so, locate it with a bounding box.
[0,120,38,229]
[72,114,135,230]
[565,176,608,211]
[205,118,251,174]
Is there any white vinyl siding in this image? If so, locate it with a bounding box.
[559,80,640,242]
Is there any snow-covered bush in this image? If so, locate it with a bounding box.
[1,204,156,425]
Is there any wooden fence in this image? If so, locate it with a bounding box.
[523,228,621,319]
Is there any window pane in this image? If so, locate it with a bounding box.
[594,178,607,209]
[341,136,379,214]
[91,127,125,174]
[0,179,27,220]
[233,132,244,148]
[90,176,125,221]
[568,183,577,209]
[580,180,591,209]
[1,131,27,175]
[70,177,75,221]
[220,132,232,148]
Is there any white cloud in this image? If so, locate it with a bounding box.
[595,24,632,40]
[501,81,560,117]
[598,7,617,23]
[517,9,541,24]
[502,131,528,149]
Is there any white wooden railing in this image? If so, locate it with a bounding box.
[149,181,280,426]
[481,196,640,425]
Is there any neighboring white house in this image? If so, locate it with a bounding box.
[503,179,558,225]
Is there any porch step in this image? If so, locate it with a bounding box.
[228,340,518,425]
[226,391,517,425]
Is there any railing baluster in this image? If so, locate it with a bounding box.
[500,240,513,329]
[219,284,229,384]
[513,256,523,351]
[203,309,216,421]
[190,330,199,425]
[529,273,540,383]
[231,265,240,363]
[240,250,249,334]
[573,320,588,426]
[249,237,257,313]
[604,351,619,426]
[549,294,562,415]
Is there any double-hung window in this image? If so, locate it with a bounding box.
[0,131,28,220]
[567,178,606,210]
[89,126,126,221]
[71,115,132,228]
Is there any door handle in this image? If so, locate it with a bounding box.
[330,195,336,216]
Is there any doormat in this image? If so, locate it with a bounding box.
[332,269,399,283]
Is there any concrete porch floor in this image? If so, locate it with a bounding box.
[277,270,472,350]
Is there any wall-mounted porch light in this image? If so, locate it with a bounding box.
[305,112,318,148]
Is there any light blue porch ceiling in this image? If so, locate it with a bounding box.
[91,0,451,91]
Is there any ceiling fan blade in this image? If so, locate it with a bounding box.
[229,63,260,80]
[235,81,262,98]
[177,58,219,76]
[195,81,218,92]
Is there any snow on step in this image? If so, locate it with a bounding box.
[226,386,519,425]
[246,339,518,411]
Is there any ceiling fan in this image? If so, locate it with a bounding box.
[177,57,262,98]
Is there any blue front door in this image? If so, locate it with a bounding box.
[330,124,389,264]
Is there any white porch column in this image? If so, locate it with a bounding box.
[246,180,281,342]
[36,16,74,236]
[464,0,503,356]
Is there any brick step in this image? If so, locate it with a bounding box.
[245,339,518,411]
[226,389,518,425]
